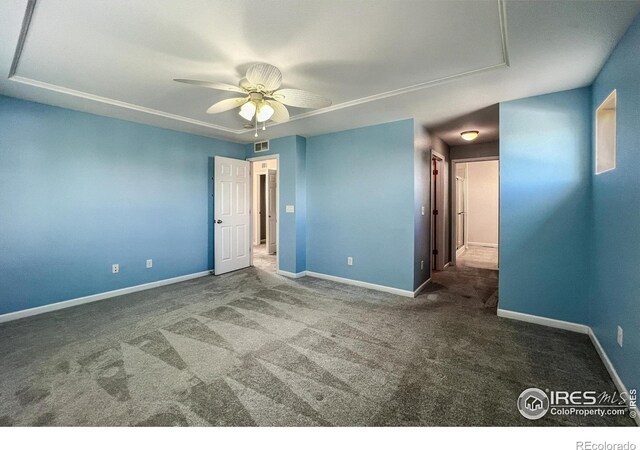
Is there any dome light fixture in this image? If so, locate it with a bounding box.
[460,130,479,141]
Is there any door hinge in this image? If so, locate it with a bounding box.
[432,249,439,256]
[433,209,438,215]
[433,169,438,175]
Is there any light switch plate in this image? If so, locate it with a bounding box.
[286,205,295,213]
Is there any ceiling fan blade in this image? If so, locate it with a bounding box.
[268,101,290,123]
[174,79,245,93]
[239,78,254,90]
[206,97,249,114]
[246,63,282,91]
[272,88,332,109]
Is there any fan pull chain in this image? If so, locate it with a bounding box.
[254,115,258,138]
[262,122,266,131]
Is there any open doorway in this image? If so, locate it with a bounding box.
[452,159,499,270]
[250,157,278,272]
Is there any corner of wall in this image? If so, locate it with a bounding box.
[413,121,432,290]
[295,136,307,273]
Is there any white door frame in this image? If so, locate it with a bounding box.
[431,150,447,271]
[454,164,469,259]
[247,155,279,272]
[266,168,277,254]
[450,156,499,267]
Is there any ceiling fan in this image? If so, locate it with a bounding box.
[174,63,332,136]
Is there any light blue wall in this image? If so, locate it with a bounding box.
[306,119,415,291]
[590,14,640,392]
[244,135,306,274]
[0,95,244,315]
[499,88,592,324]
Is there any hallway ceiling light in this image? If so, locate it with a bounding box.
[460,130,479,141]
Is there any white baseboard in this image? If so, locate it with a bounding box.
[0,271,211,324]
[497,308,590,334]
[498,308,639,427]
[277,270,307,279]
[589,329,640,426]
[413,278,432,297]
[305,271,414,298]
[468,242,499,248]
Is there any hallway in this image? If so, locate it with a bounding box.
[457,245,499,270]
[252,244,276,273]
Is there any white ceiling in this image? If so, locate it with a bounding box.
[430,104,499,147]
[1,0,639,143]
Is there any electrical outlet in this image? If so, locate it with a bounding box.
[421,206,425,216]
[347,257,353,266]
[146,259,153,269]
[112,263,119,274]
[421,260,424,270]
[617,326,623,347]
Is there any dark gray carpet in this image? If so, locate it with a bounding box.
[0,264,633,426]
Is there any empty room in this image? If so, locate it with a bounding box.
[1,0,639,447]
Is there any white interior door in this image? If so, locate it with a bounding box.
[266,169,277,254]
[214,156,251,275]
[456,176,466,250]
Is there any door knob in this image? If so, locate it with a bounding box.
[216,220,222,224]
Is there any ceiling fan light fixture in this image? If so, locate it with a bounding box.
[256,103,275,122]
[239,101,257,121]
[175,63,331,133]
[460,130,479,141]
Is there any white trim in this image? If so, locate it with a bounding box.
[413,278,432,297]
[451,161,471,267]
[450,156,500,163]
[248,155,280,273]
[277,270,307,279]
[0,271,211,324]
[468,242,499,248]
[595,89,617,175]
[9,76,242,134]
[431,150,447,271]
[496,308,590,334]
[305,271,414,297]
[267,63,508,131]
[589,329,640,427]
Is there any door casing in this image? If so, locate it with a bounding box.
[266,168,277,254]
[247,155,280,272]
[450,156,500,267]
[431,151,447,271]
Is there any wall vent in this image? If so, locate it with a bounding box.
[254,141,269,152]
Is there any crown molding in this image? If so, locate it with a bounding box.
[9,75,245,134]
[8,0,510,137]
